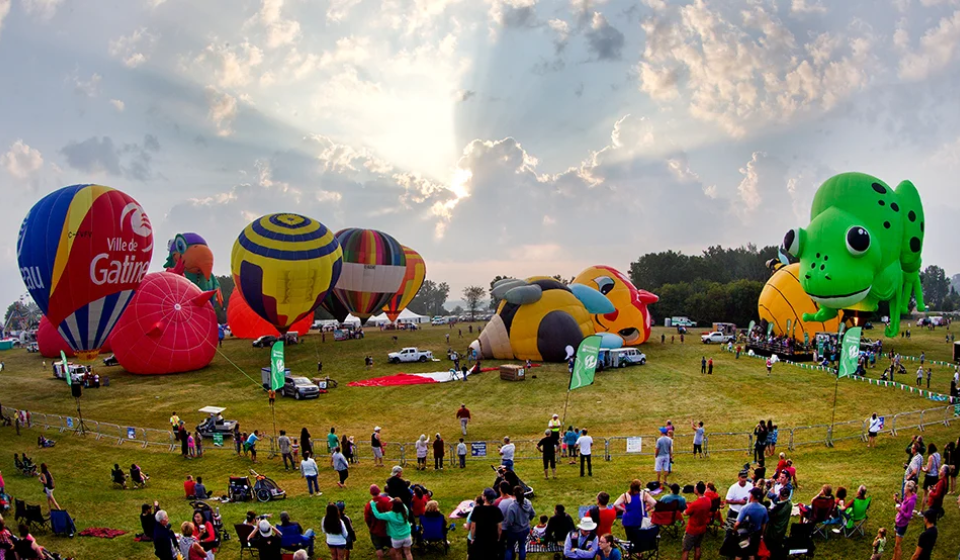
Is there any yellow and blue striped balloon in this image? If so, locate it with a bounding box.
[231,213,342,333]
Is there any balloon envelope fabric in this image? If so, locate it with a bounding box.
[226,289,313,339]
[231,213,342,333]
[333,228,406,322]
[382,245,426,323]
[17,184,154,359]
[110,272,218,374]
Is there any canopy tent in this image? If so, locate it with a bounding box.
[369,308,430,325]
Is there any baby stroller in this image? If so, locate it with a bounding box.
[191,501,226,548]
[14,454,38,476]
[227,476,253,502]
[250,469,285,502]
[491,465,534,499]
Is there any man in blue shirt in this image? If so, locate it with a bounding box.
[660,484,687,512]
[246,430,260,463]
[734,488,768,559]
[563,517,599,558]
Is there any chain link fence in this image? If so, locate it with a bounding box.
[2,404,957,463]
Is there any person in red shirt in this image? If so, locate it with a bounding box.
[588,492,617,537]
[412,486,429,518]
[774,453,787,479]
[184,475,196,499]
[363,484,393,560]
[703,482,722,525]
[682,482,712,560]
[456,404,471,436]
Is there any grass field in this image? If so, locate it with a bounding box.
[0,323,958,559]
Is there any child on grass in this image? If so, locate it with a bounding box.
[870,527,886,560]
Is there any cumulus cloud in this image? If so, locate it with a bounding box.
[109,28,158,68]
[70,70,101,97]
[733,151,789,218]
[204,86,238,136]
[490,0,538,29]
[0,1,10,40]
[327,0,363,22]
[195,40,263,89]
[1,140,44,179]
[110,99,126,112]
[253,0,301,48]
[791,0,828,14]
[22,0,63,20]
[584,12,624,60]
[547,18,570,53]
[898,10,960,80]
[59,135,160,180]
[637,1,876,136]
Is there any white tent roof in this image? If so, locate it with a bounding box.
[369,308,429,324]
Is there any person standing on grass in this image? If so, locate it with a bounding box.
[300,451,321,496]
[194,430,203,458]
[500,437,516,470]
[322,502,350,560]
[537,429,557,479]
[766,357,773,375]
[911,508,938,560]
[701,357,706,374]
[371,427,385,468]
[457,404,472,436]
[246,430,260,463]
[564,427,579,464]
[725,469,752,521]
[365,485,392,560]
[655,429,673,486]
[691,420,705,458]
[433,433,445,470]
[169,412,180,436]
[328,427,339,454]
[926,367,931,389]
[278,430,294,470]
[548,414,562,446]
[300,427,313,459]
[733,488,768,560]
[38,463,60,511]
[577,429,593,477]
[868,413,882,448]
[368,497,414,560]
[458,438,467,468]
[234,423,243,455]
[892,481,917,560]
[681,481,711,560]
[916,366,923,387]
[179,422,189,458]
[332,447,349,488]
[753,420,768,465]
[504,484,535,560]
[920,443,941,507]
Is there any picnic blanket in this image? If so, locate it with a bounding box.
[79,528,127,539]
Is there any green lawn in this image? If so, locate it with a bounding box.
[0,323,958,559]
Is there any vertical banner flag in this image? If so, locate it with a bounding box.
[569,335,602,391]
[60,350,70,386]
[785,319,792,338]
[270,341,285,391]
[766,321,774,336]
[804,332,810,346]
[747,320,755,335]
[838,327,862,378]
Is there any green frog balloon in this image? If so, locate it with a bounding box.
[781,172,924,338]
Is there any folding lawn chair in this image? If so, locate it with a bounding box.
[784,522,816,558]
[50,509,76,537]
[14,499,27,523]
[24,504,49,532]
[235,524,259,560]
[650,500,685,538]
[625,526,660,560]
[807,497,840,540]
[843,497,871,538]
[417,515,449,555]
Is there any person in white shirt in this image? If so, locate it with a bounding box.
[500,436,516,470]
[457,438,467,468]
[576,429,594,477]
[725,469,752,521]
[867,413,882,448]
[300,451,321,496]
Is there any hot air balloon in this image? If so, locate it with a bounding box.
[231,213,342,333]
[109,272,219,374]
[36,316,113,359]
[164,232,222,305]
[17,184,154,361]
[227,289,314,339]
[333,228,406,324]
[381,245,426,323]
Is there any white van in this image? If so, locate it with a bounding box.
[606,348,647,368]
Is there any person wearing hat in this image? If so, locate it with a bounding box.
[563,517,599,558]
[548,414,562,445]
[733,487,768,559]
[725,469,752,521]
[364,484,393,560]
[249,519,283,560]
[371,427,385,468]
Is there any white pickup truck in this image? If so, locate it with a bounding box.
[387,347,434,364]
[701,331,734,344]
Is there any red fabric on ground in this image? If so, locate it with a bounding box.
[348,374,440,387]
[79,528,127,538]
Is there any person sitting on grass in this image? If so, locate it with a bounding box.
[112,464,128,489]
[545,504,576,544]
[194,477,208,500]
[184,475,196,499]
[193,511,217,549]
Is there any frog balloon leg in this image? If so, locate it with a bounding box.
[894,180,925,314]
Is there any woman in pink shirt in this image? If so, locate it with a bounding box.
[892,480,917,560]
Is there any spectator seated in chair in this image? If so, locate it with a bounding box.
[799,484,836,523]
[275,511,315,555]
[112,464,128,489]
[130,464,149,488]
[843,485,872,537]
[36,436,55,449]
[563,517,599,559]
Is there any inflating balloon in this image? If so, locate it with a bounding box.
[333,228,406,324]
[17,184,154,360]
[109,272,218,374]
[472,277,619,362]
[572,265,658,346]
[226,288,313,339]
[781,172,924,338]
[382,246,426,323]
[758,262,842,340]
[231,213,342,334]
[164,232,222,305]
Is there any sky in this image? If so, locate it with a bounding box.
[2,0,960,308]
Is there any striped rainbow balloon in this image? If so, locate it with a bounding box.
[382,245,426,323]
[231,213,342,333]
[332,228,407,323]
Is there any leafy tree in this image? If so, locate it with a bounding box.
[409,280,450,317]
[920,265,950,310]
[462,286,486,320]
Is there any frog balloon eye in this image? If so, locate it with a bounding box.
[845,226,870,256]
[782,229,800,257]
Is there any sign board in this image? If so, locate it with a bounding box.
[213,433,224,447]
[626,437,643,454]
[471,442,487,457]
[66,417,74,428]
[127,427,136,440]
